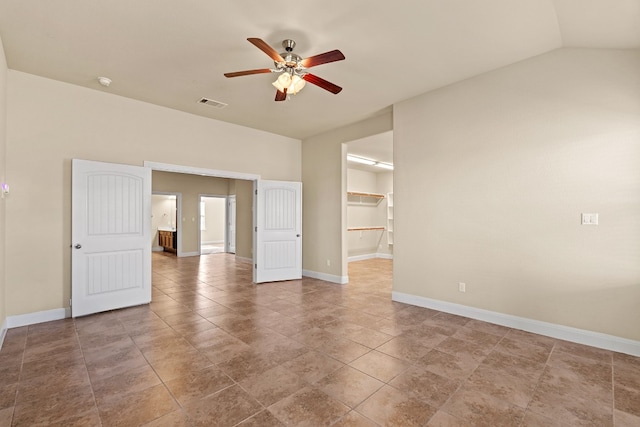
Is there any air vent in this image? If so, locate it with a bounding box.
[198,97,228,109]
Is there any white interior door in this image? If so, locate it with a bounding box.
[72,159,152,317]
[227,195,236,254]
[254,180,302,283]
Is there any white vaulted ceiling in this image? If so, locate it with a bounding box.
[0,0,638,140]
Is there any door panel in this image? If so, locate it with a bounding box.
[72,159,151,317]
[254,180,302,283]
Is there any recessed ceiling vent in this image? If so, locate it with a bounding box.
[198,97,228,109]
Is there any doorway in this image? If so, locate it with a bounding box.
[151,192,180,255]
[145,161,303,284]
[345,131,394,280]
[199,195,227,255]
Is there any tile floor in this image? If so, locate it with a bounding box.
[200,243,225,255]
[1,254,639,426]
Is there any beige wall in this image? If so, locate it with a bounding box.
[302,114,393,279]
[394,48,640,341]
[234,180,253,260]
[0,36,7,330]
[5,71,300,316]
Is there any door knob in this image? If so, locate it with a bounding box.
[75,244,82,249]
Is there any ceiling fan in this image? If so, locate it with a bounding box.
[224,38,345,101]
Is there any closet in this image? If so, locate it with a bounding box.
[346,170,393,261]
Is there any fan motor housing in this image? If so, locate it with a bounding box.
[277,40,302,68]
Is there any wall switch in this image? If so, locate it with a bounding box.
[458,282,466,293]
[581,213,599,225]
[326,259,331,266]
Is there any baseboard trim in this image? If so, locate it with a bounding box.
[235,256,252,264]
[392,291,640,357]
[348,254,376,262]
[152,246,163,252]
[303,269,348,285]
[348,253,393,262]
[6,308,70,329]
[179,251,200,258]
[0,318,7,351]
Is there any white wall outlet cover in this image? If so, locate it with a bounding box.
[581,213,599,225]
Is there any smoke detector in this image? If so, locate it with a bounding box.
[98,77,112,87]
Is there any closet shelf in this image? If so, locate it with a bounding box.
[347,191,385,199]
[347,191,385,206]
[347,226,385,231]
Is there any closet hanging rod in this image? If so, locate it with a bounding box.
[347,226,385,231]
[346,191,385,199]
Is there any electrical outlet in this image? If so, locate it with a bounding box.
[581,213,599,225]
[459,282,466,293]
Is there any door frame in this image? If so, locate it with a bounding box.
[226,195,237,254]
[151,191,182,256]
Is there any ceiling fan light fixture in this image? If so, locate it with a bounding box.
[272,73,306,95]
[289,75,306,94]
[272,73,291,92]
[225,38,344,101]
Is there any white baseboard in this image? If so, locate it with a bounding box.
[202,240,224,245]
[152,246,163,252]
[348,253,394,262]
[392,291,640,357]
[303,269,348,285]
[0,318,7,351]
[179,251,200,258]
[235,256,252,264]
[348,253,377,262]
[6,307,70,329]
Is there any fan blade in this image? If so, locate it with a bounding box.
[224,68,272,78]
[247,38,285,63]
[303,73,342,94]
[275,89,287,101]
[300,50,345,68]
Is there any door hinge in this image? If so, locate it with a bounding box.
[254,264,257,269]
[69,298,72,307]
[255,226,257,232]
[255,189,258,195]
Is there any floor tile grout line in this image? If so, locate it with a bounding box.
[118,316,184,425]
[145,287,281,424]
[611,352,616,425]
[73,319,104,427]
[6,328,29,426]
